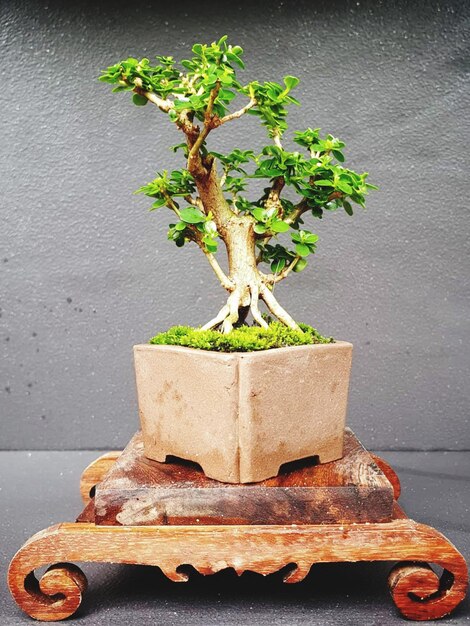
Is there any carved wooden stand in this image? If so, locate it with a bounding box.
[8,429,468,622]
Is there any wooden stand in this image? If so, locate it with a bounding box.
[8,429,468,622]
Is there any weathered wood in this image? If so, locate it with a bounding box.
[92,428,395,526]
[8,504,468,622]
[79,451,121,503]
[371,454,401,500]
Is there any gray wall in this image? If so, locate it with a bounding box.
[1,0,469,451]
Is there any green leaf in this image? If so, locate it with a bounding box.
[132,93,148,106]
[252,208,266,222]
[291,231,302,243]
[295,243,311,257]
[149,198,166,210]
[218,88,237,102]
[304,233,319,244]
[270,220,290,233]
[293,257,308,272]
[283,75,299,91]
[332,150,345,162]
[343,200,354,216]
[315,180,334,187]
[254,223,267,234]
[180,207,205,224]
[225,52,245,69]
[271,258,286,273]
[337,180,353,194]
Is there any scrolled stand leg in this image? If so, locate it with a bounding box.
[388,560,467,621]
[386,526,468,621]
[8,527,88,622]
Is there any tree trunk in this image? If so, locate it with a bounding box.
[202,215,300,333]
[191,160,301,333]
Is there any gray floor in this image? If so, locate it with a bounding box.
[1,449,469,625]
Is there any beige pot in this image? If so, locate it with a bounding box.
[133,341,353,484]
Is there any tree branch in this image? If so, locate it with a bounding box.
[133,84,173,113]
[285,199,310,225]
[187,83,221,167]
[202,249,234,291]
[163,192,181,217]
[265,176,285,214]
[262,256,301,284]
[216,98,256,126]
[188,227,233,290]
[204,82,220,122]
[184,194,204,209]
[273,132,283,149]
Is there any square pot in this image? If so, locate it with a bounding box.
[133,341,353,484]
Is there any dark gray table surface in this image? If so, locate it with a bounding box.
[1,449,469,625]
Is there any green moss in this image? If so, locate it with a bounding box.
[149,322,334,352]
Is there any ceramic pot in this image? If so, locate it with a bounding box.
[133,341,353,483]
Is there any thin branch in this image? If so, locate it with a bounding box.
[204,82,220,122]
[188,124,211,163]
[184,195,203,209]
[133,83,173,113]
[163,192,181,217]
[328,191,343,201]
[285,199,310,225]
[273,132,283,150]
[286,191,343,225]
[216,98,256,126]
[192,234,234,291]
[265,176,285,214]
[202,249,234,291]
[188,83,221,163]
[263,256,301,284]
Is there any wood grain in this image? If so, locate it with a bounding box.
[79,452,121,503]
[93,429,394,526]
[371,454,401,500]
[8,504,468,621]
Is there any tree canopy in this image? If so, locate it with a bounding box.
[100,37,377,332]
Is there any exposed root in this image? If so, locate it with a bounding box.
[249,283,268,329]
[221,290,241,334]
[201,304,230,331]
[259,284,301,331]
[201,280,302,334]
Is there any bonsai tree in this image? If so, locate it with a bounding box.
[100,37,376,334]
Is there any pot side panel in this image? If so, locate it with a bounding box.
[134,346,241,482]
[238,343,353,482]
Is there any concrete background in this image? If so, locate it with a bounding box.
[1,0,469,451]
